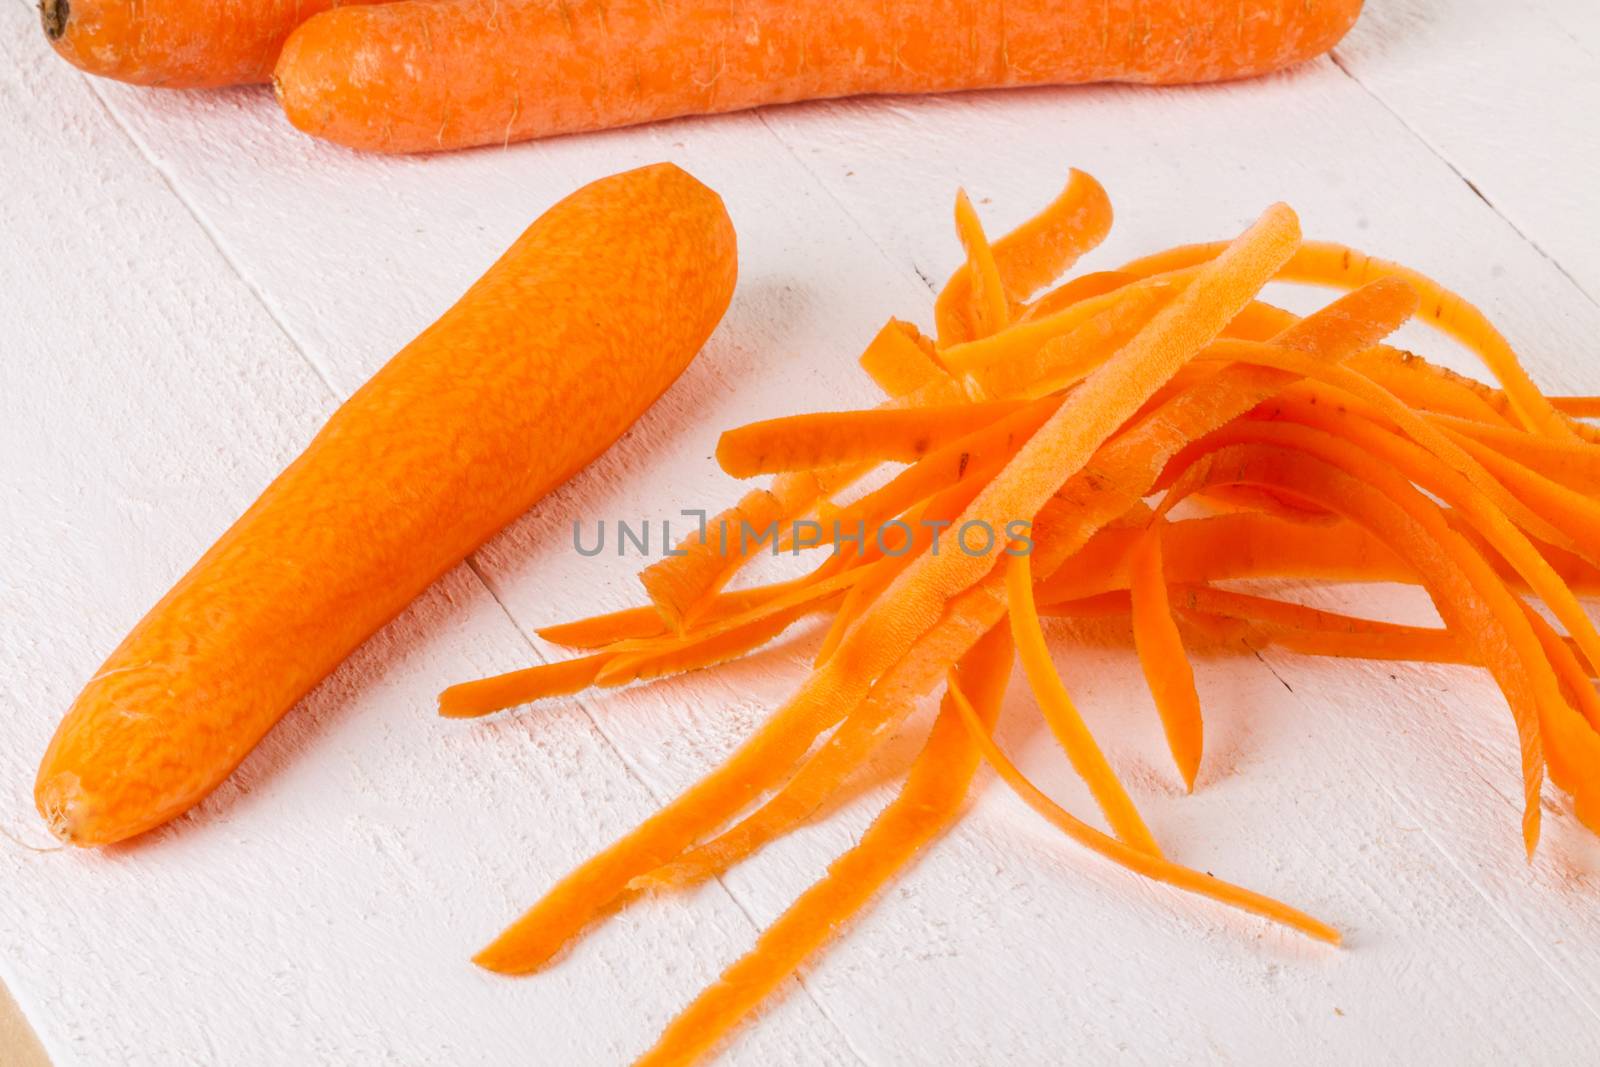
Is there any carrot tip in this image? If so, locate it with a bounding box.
[437,682,507,719]
[40,0,68,40]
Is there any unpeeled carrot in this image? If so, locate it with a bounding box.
[273,0,1366,154]
[40,0,382,88]
[35,164,736,846]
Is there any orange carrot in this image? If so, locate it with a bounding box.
[35,165,736,847]
[40,0,382,88]
[273,1,1365,154]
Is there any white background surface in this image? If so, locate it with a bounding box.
[4,1,1600,1063]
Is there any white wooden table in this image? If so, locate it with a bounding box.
[4,2,1599,1063]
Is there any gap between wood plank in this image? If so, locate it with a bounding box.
[75,71,873,1066]
[1327,49,1599,311]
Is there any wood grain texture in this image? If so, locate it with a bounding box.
[3,0,1599,1063]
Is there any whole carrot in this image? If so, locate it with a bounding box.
[274,0,1365,154]
[35,163,737,847]
[38,0,388,88]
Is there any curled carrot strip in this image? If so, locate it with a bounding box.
[716,400,1027,477]
[948,676,1340,945]
[1432,414,1600,495]
[858,318,948,398]
[1009,549,1160,852]
[1119,240,1572,440]
[439,654,610,719]
[636,627,1013,1067]
[640,489,785,630]
[936,170,1114,346]
[1129,524,1205,791]
[951,189,1011,337]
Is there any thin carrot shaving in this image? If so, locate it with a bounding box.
[716,400,1027,477]
[1129,525,1205,792]
[936,169,1114,345]
[1118,240,1573,440]
[636,628,1013,1067]
[814,475,991,666]
[1520,605,1600,737]
[1240,392,1600,677]
[951,189,1011,337]
[439,654,610,718]
[596,600,830,690]
[941,265,1203,379]
[537,575,818,649]
[948,678,1339,944]
[972,282,1174,400]
[1019,270,1138,323]
[446,176,1600,1061]
[640,489,785,630]
[635,610,1014,894]
[1553,396,1600,420]
[858,318,948,397]
[1009,549,1160,852]
[1432,414,1600,495]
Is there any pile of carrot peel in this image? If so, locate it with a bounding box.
[442,170,1600,1065]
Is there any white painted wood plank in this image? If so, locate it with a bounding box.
[0,8,858,1066]
[5,3,1600,1066]
[1330,0,1600,301]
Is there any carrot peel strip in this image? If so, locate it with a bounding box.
[1129,524,1205,792]
[1008,550,1161,853]
[949,677,1340,945]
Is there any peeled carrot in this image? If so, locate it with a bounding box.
[35,164,736,847]
[273,0,1365,154]
[40,0,381,88]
